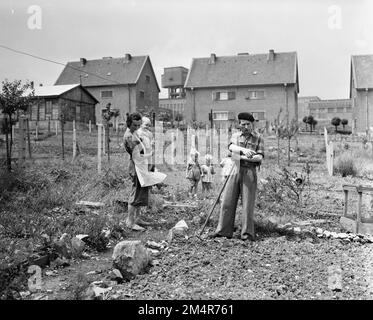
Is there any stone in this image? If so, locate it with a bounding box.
[293,227,302,234]
[71,237,86,257]
[112,240,150,280]
[147,248,160,257]
[316,228,323,234]
[323,231,331,238]
[146,241,164,250]
[192,216,202,225]
[174,220,188,230]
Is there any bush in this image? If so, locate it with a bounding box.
[334,152,358,177]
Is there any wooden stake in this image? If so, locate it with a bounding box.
[97,124,102,174]
[26,119,32,158]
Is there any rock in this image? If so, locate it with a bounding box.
[293,227,301,234]
[323,231,331,238]
[316,228,323,234]
[76,234,89,240]
[192,216,202,225]
[112,240,150,280]
[52,257,70,268]
[174,220,188,230]
[336,233,349,239]
[146,241,164,250]
[71,237,86,257]
[150,259,160,266]
[20,291,31,299]
[268,217,278,225]
[147,248,160,257]
[109,269,124,283]
[28,254,50,268]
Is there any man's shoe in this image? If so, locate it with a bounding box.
[241,234,255,241]
[208,232,232,239]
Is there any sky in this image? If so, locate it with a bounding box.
[0,0,372,99]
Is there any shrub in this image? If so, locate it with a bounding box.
[334,152,358,177]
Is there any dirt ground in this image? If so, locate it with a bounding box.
[2,130,373,300]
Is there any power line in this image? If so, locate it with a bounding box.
[0,44,124,86]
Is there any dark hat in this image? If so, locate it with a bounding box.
[238,112,255,122]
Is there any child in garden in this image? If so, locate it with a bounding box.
[201,154,215,198]
[186,150,202,199]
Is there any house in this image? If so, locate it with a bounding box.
[55,54,160,123]
[308,99,352,126]
[350,54,373,134]
[298,96,320,121]
[159,66,188,124]
[184,50,299,129]
[26,84,98,130]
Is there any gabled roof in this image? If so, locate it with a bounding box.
[184,51,299,92]
[55,55,160,91]
[351,55,373,89]
[25,84,99,103]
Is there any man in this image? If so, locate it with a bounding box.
[210,112,264,241]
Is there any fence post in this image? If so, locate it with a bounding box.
[35,121,39,140]
[18,117,26,164]
[102,125,106,155]
[89,120,92,133]
[72,120,76,161]
[97,124,102,174]
[26,119,32,158]
[55,121,58,136]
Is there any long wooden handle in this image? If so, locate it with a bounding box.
[199,164,235,236]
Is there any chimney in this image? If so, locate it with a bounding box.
[209,53,216,64]
[124,53,132,63]
[267,49,275,61]
[80,58,87,66]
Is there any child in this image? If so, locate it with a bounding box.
[186,150,202,198]
[220,152,234,182]
[201,154,215,197]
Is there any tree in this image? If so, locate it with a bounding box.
[302,116,308,131]
[331,117,341,132]
[306,115,314,132]
[174,113,183,122]
[311,119,318,131]
[341,118,348,130]
[0,79,34,171]
[277,119,299,166]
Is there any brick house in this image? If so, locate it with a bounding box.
[298,96,320,121]
[350,54,373,134]
[184,50,299,129]
[55,54,160,123]
[308,99,352,126]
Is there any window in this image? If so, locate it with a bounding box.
[145,75,150,83]
[213,91,236,101]
[247,90,265,100]
[31,104,38,120]
[252,111,265,120]
[212,111,229,120]
[140,91,145,99]
[101,90,113,98]
[337,107,344,113]
[52,102,59,120]
[327,108,335,113]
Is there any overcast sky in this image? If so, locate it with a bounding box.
[0,0,372,99]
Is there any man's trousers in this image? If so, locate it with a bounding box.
[215,164,257,238]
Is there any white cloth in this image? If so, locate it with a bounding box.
[220,157,234,177]
[132,131,166,187]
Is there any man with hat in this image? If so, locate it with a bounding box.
[210,112,264,241]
